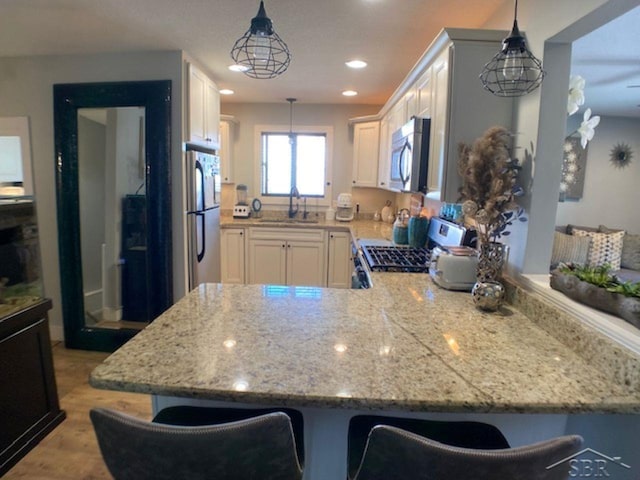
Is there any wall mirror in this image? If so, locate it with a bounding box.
[54,81,172,351]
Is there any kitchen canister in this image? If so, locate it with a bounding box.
[392,209,410,244]
[408,216,429,248]
[393,224,408,244]
[325,207,335,221]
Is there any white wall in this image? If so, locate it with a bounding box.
[0,51,184,340]
[219,102,398,213]
[481,0,637,275]
[556,116,640,233]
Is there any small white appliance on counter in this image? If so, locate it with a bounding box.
[429,246,478,291]
[335,193,354,222]
[233,184,251,218]
[233,205,251,218]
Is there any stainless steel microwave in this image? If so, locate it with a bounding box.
[389,117,431,193]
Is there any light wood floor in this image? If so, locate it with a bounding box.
[4,342,152,479]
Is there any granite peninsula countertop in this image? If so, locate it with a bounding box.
[91,218,640,413]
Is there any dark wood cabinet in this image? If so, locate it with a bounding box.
[0,299,65,476]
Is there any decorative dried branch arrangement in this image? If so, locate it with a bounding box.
[457,126,525,245]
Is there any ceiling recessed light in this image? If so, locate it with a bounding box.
[228,64,249,72]
[346,60,367,69]
[220,89,235,95]
[342,90,358,97]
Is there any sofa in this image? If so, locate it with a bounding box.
[552,224,640,283]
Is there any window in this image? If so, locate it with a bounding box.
[256,125,332,204]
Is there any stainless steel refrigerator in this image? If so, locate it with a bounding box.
[186,146,221,290]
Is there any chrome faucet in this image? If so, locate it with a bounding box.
[288,186,300,218]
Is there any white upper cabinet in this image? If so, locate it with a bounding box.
[426,49,450,197]
[425,34,513,202]
[218,117,234,184]
[352,121,380,188]
[187,63,220,149]
[415,68,433,119]
[403,87,418,121]
[377,115,391,189]
[371,29,513,200]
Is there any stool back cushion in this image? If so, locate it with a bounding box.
[90,408,302,480]
[353,425,582,480]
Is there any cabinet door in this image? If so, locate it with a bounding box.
[248,239,287,285]
[352,122,380,188]
[403,87,417,121]
[188,64,220,149]
[188,64,207,145]
[221,228,245,284]
[377,116,391,189]
[416,68,433,118]
[327,231,352,289]
[286,241,326,287]
[205,80,220,148]
[219,120,233,183]
[388,102,405,135]
[427,50,450,199]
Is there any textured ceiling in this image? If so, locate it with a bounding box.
[0,0,504,104]
[0,0,637,116]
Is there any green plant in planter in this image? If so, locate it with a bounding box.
[558,263,640,298]
[606,281,640,298]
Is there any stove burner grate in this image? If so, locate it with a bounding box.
[362,245,431,273]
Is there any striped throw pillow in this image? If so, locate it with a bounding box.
[551,231,590,267]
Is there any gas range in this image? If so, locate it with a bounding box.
[361,245,431,273]
[358,217,475,274]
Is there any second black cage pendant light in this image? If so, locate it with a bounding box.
[230,1,291,79]
[479,0,545,97]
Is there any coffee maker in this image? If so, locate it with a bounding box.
[233,184,251,218]
[335,193,354,222]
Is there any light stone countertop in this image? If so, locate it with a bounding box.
[90,218,640,413]
[220,214,395,241]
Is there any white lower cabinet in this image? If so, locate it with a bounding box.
[286,241,327,287]
[248,239,287,285]
[327,231,352,289]
[220,228,246,284]
[248,228,327,287]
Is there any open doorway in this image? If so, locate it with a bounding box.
[522,4,640,353]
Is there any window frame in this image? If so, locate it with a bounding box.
[254,124,333,207]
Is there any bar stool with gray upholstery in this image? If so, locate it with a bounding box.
[351,425,582,480]
[90,408,303,480]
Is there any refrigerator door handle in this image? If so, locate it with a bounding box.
[196,212,205,262]
[195,159,205,212]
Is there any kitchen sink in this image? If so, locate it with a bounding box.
[258,218,319,224]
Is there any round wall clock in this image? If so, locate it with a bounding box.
[609,143,633,169]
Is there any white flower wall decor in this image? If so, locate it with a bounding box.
[560,75,601,202]
[567,75,585,116]
[560,137,588,201]
[577,108,601,149]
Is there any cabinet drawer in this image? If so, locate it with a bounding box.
[249,227,325,242]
